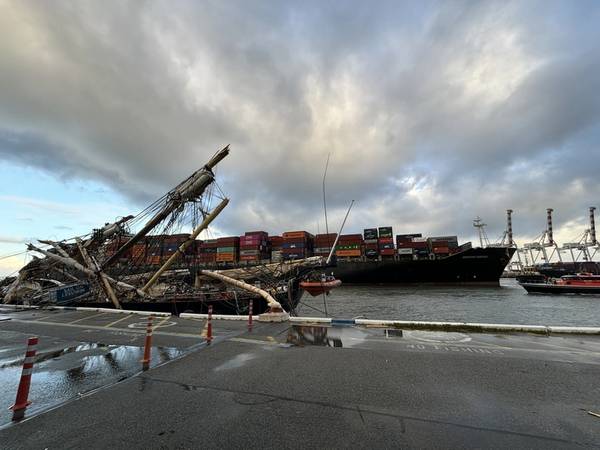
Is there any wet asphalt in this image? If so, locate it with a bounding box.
[0,307,599,449]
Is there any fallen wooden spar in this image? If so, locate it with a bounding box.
[141,197,230,293]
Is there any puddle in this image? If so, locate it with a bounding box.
[0,343,184,426]
[286,325,369,348]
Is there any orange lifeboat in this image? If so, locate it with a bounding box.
[300,275,342,296]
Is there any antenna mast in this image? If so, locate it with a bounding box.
[322,153,331,238]
[473,216,490,248]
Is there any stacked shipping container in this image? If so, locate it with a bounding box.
[363,228,379,258]
[428,236,459,257]
[104,235,133,261]
[336,234,363,258]
[197,239,218,264]
[378,227,394,257]
[145,235,163,266]
[216,236,240,263]
[120,226,467,267]
[269,236,284,262]
[396,233,424,260]
[239,231,270,262]
[314,233,337,258]
[281,231,313,260]
[161,234,192,264]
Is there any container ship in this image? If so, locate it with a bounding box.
[111,226,514,286]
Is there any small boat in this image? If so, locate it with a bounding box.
[300,275,342,296]
[519,273,600,295]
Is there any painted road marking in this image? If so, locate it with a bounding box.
[153,315,173,330]
[128,320,176,330]
[405,343,505,354]
[68,312,110,324]
[230,337,280,346]
[104,313,134,328]
[31,312,67,321]
[8,318,207,339]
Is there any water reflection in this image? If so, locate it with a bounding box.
[287,326,343,348]
[0,342,185,426]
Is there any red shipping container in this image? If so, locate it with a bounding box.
[245,231,268,237]
[240,255,260,261]
[315,233,337,240]
[339,234,363,241]
[217,236,240,245]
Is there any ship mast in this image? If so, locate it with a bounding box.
[473,217,489,248]
[102,145,229,269]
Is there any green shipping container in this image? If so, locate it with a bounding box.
[217,246,237,253]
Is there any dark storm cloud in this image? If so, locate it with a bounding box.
[1,0,599,244]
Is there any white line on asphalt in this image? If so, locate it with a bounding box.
[9,318,208,339]
[68,312,110,324]
[104,313,134,328]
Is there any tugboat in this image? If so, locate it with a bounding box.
[518,273,600,295]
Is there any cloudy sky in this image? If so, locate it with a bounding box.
[1,0,600,276]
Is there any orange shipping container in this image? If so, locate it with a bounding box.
[216,253,236,262]
[336,249,362,257]
[146,256,161,265]
[283,231,312,239]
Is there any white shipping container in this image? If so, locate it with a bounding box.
[397,248,413,255]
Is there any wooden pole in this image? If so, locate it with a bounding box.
[76,239,122,309]
[142,198,229,293]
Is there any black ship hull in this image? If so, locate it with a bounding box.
[534,262,600,278]
[519,283,600,295]
[330,247,515,285]
[62,279,304,316]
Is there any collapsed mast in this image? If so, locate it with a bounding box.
[6,146,231,308]
[102,146,230,269]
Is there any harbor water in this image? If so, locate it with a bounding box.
[300,278,600,327]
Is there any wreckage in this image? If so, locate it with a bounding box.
[1,146,326,317]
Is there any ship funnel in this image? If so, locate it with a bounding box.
[546,208,554,245]
[506,209,514,247]
[590,206,597,245]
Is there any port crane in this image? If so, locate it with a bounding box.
[521,208,562,265]
[559,207,598,262]
[493,209,525,271]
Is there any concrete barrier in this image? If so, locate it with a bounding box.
[354,319,600,335]
[7,303,598,335]
[1,304,40,310]
[289,317,331,324]
[547,326,600,334]
[1,304,171,317]
[180,313,249,321]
